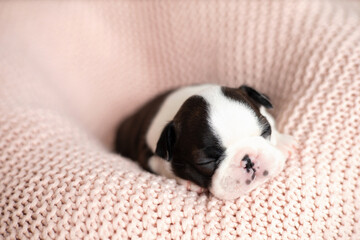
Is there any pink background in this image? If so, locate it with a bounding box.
[1,1,359,239]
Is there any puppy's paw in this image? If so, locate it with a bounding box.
[276,134,297,159]
[176,178,205,194]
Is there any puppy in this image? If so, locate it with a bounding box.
[115,84,295,200]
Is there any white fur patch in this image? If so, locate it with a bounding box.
[148,156,174,179]
[198,87,262,147]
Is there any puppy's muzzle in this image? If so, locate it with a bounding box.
[209,137,286,200]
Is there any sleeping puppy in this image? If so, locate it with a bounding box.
[115,84,295,200]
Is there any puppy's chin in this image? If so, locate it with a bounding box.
[209,137,286,200]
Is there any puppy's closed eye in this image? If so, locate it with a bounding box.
[193,146,224,176]
[261,124,272,138]
[194,157,218,176]
[195,157,218,165]
[203,145,224,159]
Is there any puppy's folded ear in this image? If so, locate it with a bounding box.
[240,85,273,109]
[155,121,176,161]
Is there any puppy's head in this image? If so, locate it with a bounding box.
[155,85,285,200]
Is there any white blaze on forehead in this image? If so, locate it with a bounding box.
[198,87,262,147]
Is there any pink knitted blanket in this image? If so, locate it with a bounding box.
[1,1,359,239]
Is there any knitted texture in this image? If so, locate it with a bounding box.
[1,1,360,239]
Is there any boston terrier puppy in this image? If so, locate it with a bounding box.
[115,84,295,200]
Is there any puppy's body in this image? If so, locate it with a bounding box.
[116,84,294,200]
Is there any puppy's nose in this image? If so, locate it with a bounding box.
[242,154,255,172]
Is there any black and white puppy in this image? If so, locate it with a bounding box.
[115,84,295,200]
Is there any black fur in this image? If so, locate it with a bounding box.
[240,85,273,109]
[158,95,225,188]
[155,121,176,161]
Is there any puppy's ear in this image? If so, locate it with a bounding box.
[155,121,176,161]
[240,85,273,109]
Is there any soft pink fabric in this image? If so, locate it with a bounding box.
[1,1,360,239]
